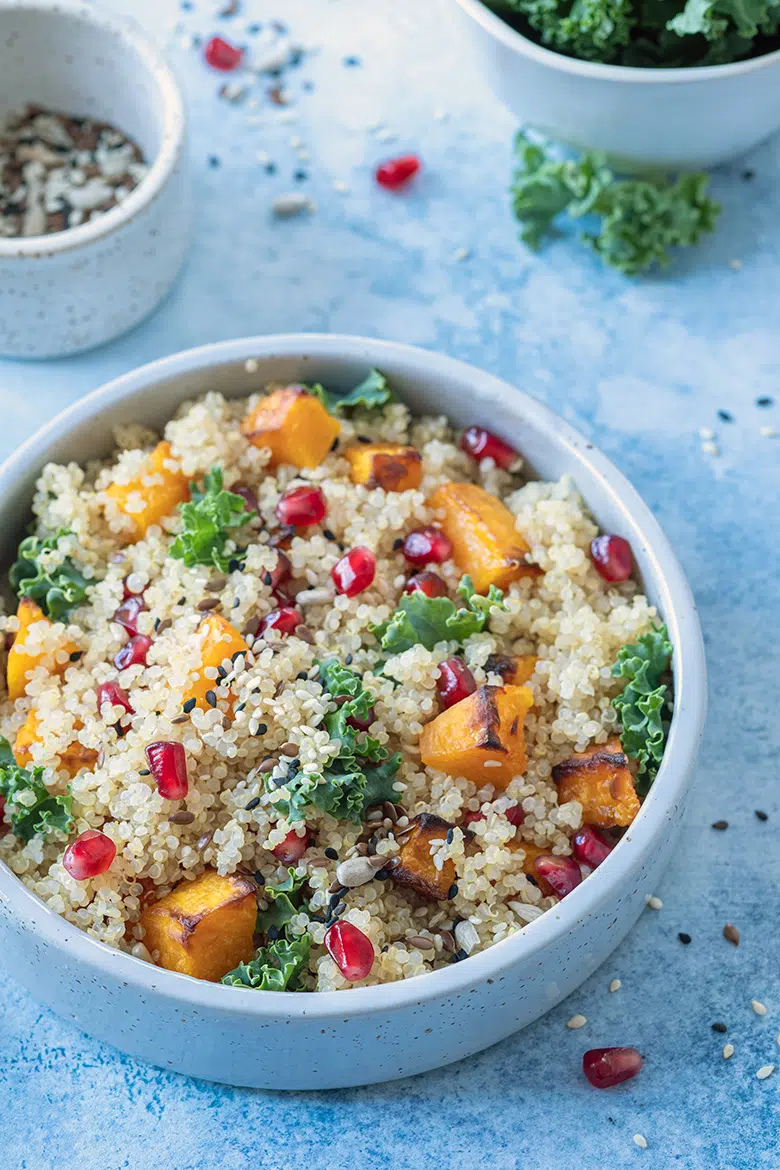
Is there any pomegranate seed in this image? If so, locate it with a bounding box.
[583,1046,643,1088]
[590,535,632,582]
[269,551,292,592]
[347,707,375,732]
[276,485,327,527]
[402,526,452,566]
[272,828,310,864]
[97,682,134,719]
[404,571,447,598]
[204,35,243,71]
[63,829,116,880]
[436,657,477,708]
[258,606,302,637]
[112,594,145,635]
[232,483,258,515]
[460,426,517,470]
[534,854,582,899]
[0,794,7,835]
[572,825,614,869]
[505,803,525,827]
[325,919,375,981]
[145,741,189,800]
[114,633,152,671]
[331,546,376,597]
[462,809,485,827]
[375,154,421,190]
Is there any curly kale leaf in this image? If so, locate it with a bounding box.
[371,575,506,655]
[494,0,635,60]
[310,369,394,414]
[255,867,308,935]
[169,467,255,572]
[612,624,673,795]
[511,133,720,275]
[221,933,310,991]
[667,0,774,39]
[0,736,74,843]
[10,530,90,621]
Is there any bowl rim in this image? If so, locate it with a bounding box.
[0,333,706,1020]
[455,0,780,83]
[0,0,185,260]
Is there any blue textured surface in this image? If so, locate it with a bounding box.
[1,2,778,1166]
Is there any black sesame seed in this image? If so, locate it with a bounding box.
[255,723,268,736]
[717,410,734,423]
[254,870,266,885]
[231,650,243,663]
[182,698,196,713]
[712,819,728,830]
[246,21,262,33]
[294,169,308,182]
[324,847,338,860]
[678,932,692,945]
[526,874,538,887]
[742,168,755,180]
[392,538,404,551]
[323,528,336,542]
[177,596,186,606]
[267,925,280,941]
[264,162,277,175]
[343,54,361,66]
[139,768,151,776]
[331,901,346,918]
[447,883,459,900]
[329,888,347,905]
[345,653,353,665]
[245,797,261,811]
[153,617,161,631]
[303,80,315,92]
[357,434,372,444]
[329,437,339,452]
[375,868,390,881]
[756,396,774,408]
[217,665,227,680]
[445,828,454,844]
[235,702,246,712]
[296,670,308,680]
[755,809,769,821]
[711,1021,728,1033]
[205,689,217,708]
[450,949,468,963]
[263,572,273,586]
[232,598,240,608]
[228,559,241,572]
[69,651,83,662]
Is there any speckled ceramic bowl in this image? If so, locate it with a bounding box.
[0,335,706,1089]
[0,0,189,359]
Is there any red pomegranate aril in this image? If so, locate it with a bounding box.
[232,483,258,515]
[436,657,477,708]
[347,707,375,732]
[375,154,420,190]
[259,606,302,637]
[404,571,447,598]
[114,633,152,671]
[462,809,485,828]
[325,919,375,981]
[583,1046,643,1089]
[204,35,243,71]
[145,741,189,800]
[63,829,116,880]
[97,681,134,719]
[276,485,327,527]
[272,828,310,864]
[534,854,582,899]
[112,594,145,635]
[505,803,525,827]
[460,426,517,470]
[0,794,7,835]
[402,526,452,566]
[590,534,632,582]
[269,550,292,591]
[572,825,614,869]
[331,546,376,597]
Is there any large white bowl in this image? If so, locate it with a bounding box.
[452,0,780,170]
[0,335,706,1089]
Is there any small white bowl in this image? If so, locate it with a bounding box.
[452,0,780,170]
[0,0,189,359]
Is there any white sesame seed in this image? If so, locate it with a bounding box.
[272,192,315,218]
[752,999,767,1016]
[483,760,501,768]
[646,895,663,910]
[756,1064,775,1080]
[760,425,776,438]
[723,1043,735,1059]
[633,1134,648,1149]
[701,441,720,456]
[566,1014,587,1029]
[728,258,743,271]
[244,358,259,373]
[609,978,622,993]
[698,426,715,440]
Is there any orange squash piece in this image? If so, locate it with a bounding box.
[485,653,538,686]
[140,868,257,982]
[105,440,190,543]
[345,443,422,492]
[420,684,533,791]
[241,386,341,469]
[552,738,640,827]
[185,613,248,710]
[7,598,79,702]
[14,707,98,776]
[428,482,535,593]
[390,813,456,900]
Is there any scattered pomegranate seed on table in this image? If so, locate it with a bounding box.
[276,485,327,527]
[112,594,145,635]
[145,741,189,800]
[331,546,376,597]
[590,534,632,582]
[97,681,134,719]
[402,526,452,566]
[534,854,582,898]
[436,657,477,708]
[325,919,375,981]
[114,633,152,671]
[460,426,518,469]
[204,35,243,71]
[258,606,303,637]
[572,825,614,868]
[63,829,116,880]
[272,828,310,864]
[582,1046,643,1088]
[375,154,420,190]
[404,571,447,598]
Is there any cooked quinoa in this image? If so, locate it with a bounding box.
[0,379,666,991]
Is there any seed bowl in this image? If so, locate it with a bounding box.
[0,335,706,1089]
[0,0,189,359]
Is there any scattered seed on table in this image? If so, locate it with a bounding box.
[717,410,734,423]
[752,999,767,1016]
[755,809,769,821]
[712,819,728,830]
[633,1135,648,1150]
[723,1043,735,1059]
[609,978,622,993]
[646,895,663,910]
[679,932,692,945]
[723,923,740,946]
[567,1014,587,1029]
[760,425,777,438]
[756,396,774,407]
[712,1022,728,1033]
[756,1064,775,1080]
[272,192,315,217]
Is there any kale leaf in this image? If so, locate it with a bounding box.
[371,575,506,654]
[612,624,673,795]
[221,933,311,991]
[0,736,74,842]
[497,0,635,61]
[255,867,308,934]
[310,369,394,414]
[169,467,255,572]
[10,530,90,621]
[511,133,720,275]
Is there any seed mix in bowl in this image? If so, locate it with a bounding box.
[0,371,673,990]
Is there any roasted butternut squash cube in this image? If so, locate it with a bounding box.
[140,868,257,982]
[420,684,533,790]
[105,441,190,543]
[345,443,422,492]
[552,738,640,827]
[185,613,248,710]
[7,598,78,702]
[509,839,556,898]
[428,482,535,593]
[390,813,456,900]
[485,653,538,686]
[14,707,98,776]
[241,386,341,469]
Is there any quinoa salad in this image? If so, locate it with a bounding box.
[0,370,674,991]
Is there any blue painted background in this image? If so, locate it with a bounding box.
[1,2,778,1167]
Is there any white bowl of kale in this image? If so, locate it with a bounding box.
[452,0,780,170]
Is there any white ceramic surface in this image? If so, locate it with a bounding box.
[451,0,780,171]
[0,0,189,359]
[0,335,706,1089]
